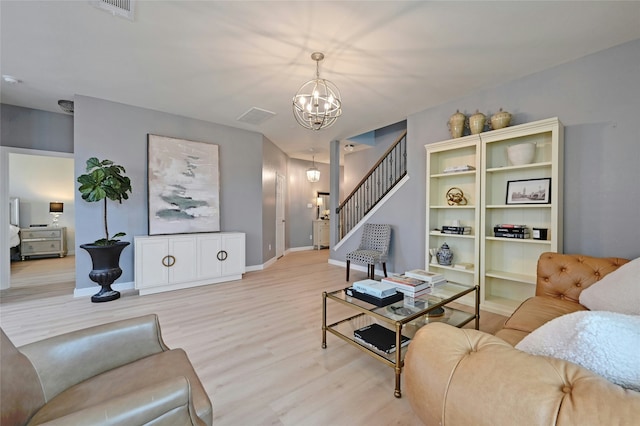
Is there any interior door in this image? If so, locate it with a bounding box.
[275,173,285,258]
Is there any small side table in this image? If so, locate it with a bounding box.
[20,227,67,260]
[313,220,330,249]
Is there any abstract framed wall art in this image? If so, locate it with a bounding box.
[147,134,220,235]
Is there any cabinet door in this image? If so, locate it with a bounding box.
[197,234,222,278]
[221,233,246,276]
[136,238,169,288]
[319,222,330,246]
[168,237,198,283]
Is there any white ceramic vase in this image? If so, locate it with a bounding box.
[507,142,536,166]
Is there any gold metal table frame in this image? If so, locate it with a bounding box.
[322,282,479,397]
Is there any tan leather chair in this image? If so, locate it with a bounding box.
[1,314,212,426]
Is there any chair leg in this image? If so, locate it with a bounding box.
[346,260,350,281]
[382,262,387,277]
[369,264,374,279]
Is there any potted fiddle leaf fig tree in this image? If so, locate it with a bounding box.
[77,157,132,302]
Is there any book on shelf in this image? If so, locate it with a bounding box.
[353,323,411,354]
[494,224,527,228]
[352,279,397,298]
[381,275,433,292]
[443,165,475,173]
[453,262,474,270]
[344,287,403,307]
[404,269,446,284]
[494,232,531,239]
[441,229,471,235]
[442,226,471,232]
[494,226,530,234]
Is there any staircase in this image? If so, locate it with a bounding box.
[337,130,407,239]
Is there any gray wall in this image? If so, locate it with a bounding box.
[74,95,264,289]
[331,39,640,274]
[1,104,73,152]
[261,135,287,258]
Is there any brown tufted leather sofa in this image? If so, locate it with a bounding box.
[405,252,640,425]
[1,314,212,426]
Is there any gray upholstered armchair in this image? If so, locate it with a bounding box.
[1,314,212,426]
[346,223,391,281]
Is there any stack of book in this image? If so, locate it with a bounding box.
[382,274,434,298]
[345,279,403,307]
[353,323,411,355]
[352,279,397,298]
[440,225,471,235]
[494,224,530,239]
[405,269,446,286]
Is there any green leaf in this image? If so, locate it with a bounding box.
[112,232,126,238]
[86,157,101,171]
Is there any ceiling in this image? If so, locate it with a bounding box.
[2,1,639,163]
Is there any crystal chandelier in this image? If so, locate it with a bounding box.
[292,52,342,131]
[307,156,321,182]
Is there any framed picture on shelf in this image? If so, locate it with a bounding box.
[506,178,551,204]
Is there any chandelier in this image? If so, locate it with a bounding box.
[307,155,321,182]
[292,52,342,131]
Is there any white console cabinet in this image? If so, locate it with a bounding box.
[135,232,245,295]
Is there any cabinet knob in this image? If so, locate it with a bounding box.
[217,250,228,261]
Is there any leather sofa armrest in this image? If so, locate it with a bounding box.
[30,377,205,426]
[404,323,640,426]
[20,314,170,401]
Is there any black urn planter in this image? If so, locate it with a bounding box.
[80,241,130,303]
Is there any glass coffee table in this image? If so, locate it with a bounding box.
[322,281,479,397]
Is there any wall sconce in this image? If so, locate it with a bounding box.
[49,202,63,227]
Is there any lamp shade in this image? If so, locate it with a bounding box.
[49,202,64,213]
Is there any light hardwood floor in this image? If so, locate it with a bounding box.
[1,250,506,425]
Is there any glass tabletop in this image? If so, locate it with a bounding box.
[328,281,475,323]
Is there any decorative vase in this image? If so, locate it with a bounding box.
[448,110,466,138]
[80,241,130,303]
[506,142,536,166]
[436,242,453,266]
[490,108,511,129]
[468,110,486,134]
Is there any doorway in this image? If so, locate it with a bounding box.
[2,148,75,290]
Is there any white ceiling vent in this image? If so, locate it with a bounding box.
[92,0,135,21]
[236,107,276,126]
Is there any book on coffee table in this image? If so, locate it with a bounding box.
[353,323,410,354]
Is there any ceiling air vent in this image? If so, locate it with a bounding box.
[236,107,276,126]
[93,0,135,21]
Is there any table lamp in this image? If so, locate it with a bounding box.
[50,202,63,227]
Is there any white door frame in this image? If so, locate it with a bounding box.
[0,147,74,289]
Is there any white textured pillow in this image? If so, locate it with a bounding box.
[515,311,640,391]
[579,257,640,315]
